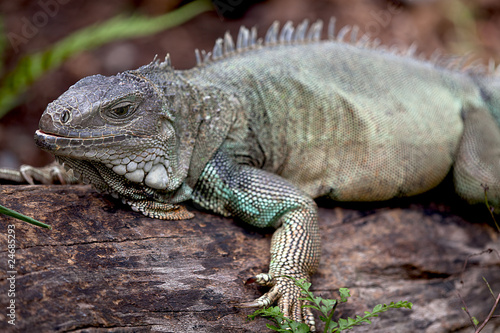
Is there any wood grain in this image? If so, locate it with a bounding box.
[0,185,498,332]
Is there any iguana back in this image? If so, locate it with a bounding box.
[183,32,481,200]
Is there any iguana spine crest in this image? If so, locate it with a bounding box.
[187,18,499,75]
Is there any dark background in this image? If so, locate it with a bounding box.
[0,0,499,169]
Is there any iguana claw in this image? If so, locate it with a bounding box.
[245,273,273,285]
[127,200,195,220]
[242,273,316,332]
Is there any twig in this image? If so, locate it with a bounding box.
[458,292,477,330]
[459,249,498,284]
[482,184,500,232]
[474,292,500,333]
[458,247,500,332]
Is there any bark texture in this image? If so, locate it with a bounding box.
[0,185,499,332]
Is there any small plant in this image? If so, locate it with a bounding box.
[248,277,412,332]
[459,276,500,332]
[482,184,500,232]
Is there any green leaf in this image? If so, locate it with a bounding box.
[321,299,337,308]
[320,305,331,314]
[301,281,312,290]
[265,323,284,332]
[301,304,320,310]
[0,204,51,229]
[339,288,350,302]
[327,321,339,330]
[289,321,310,332]
[249,279,412,333]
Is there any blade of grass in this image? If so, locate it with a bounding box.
[0,0,213,118]
[0,204,51,229]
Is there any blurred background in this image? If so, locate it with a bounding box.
[0,0,499,170]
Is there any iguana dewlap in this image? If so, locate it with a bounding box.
[32,19,500,331]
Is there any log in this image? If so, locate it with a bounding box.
[0,185,499,332]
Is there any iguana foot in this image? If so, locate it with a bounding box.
[242,273,316,332]
[126,199,195,220]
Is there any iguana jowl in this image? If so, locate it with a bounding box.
[32,19,500,330]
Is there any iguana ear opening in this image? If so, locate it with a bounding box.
[158,117,175,142]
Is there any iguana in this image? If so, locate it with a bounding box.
[6,18,500,331]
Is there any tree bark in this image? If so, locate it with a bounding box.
[0,185,499,332]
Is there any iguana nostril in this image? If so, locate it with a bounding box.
[61,110,71,123]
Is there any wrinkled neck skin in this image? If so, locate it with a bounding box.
[475,75,500,125]
[35,64,234,207]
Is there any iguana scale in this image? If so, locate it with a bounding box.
[21,19,500,330]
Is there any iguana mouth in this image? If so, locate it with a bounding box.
[35,129,129,151]
[35,129,173,190]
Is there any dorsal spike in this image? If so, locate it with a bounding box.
[464,58,483,73]
[212,38,223,59]
[250,26,258,46]
[418,51,427,60]
[371,38,381,48]
[336,25,351,41]
[306,20,323,41]
[350,25,359,44]
[441,55,457,68]
[357,34,370,47]
[377,45,388,52]
[458,53,476,70]
[488,57,496,74]
[430,49,442,63]
[202,50,211,63]
[280,21,294,43]
[313,20,323,41]
[161,54,171,68]
[195,49,202,66]
[237,26,250,50]
[405,42,418,56]
[224,31,235,54]
[265,21,280,45]
[388,45,400,54]
[295,19,309,42]
[327,17,336,40]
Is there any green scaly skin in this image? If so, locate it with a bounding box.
[29,19,500,330]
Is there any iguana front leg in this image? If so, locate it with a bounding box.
[192,150,321,330]
[0,162,77,184]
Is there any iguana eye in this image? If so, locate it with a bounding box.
[61,110,71,123]
[109,104,132,118]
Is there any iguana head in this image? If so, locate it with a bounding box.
[35,57,234,219]
[34,59,206,219]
